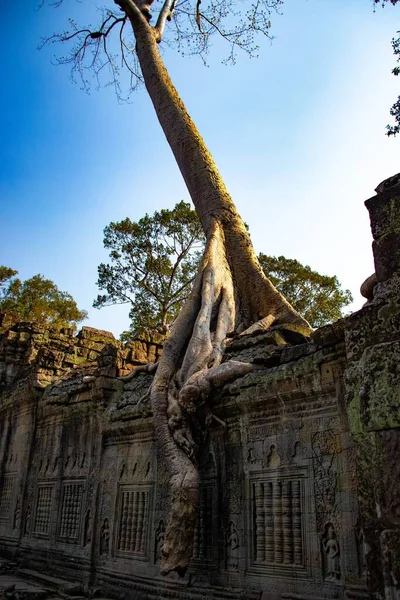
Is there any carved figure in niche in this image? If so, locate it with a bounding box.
[13,500,20,531]
[226,521,239,570]
[84,509,91,546]
[24,505,31,536]
[155,520,165,563]
[355,521,366,577]
[100,518,110,555]
[322,523,341,582]
[247,448,256,464]
[266,444,281,468]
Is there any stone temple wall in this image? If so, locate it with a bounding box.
[0,178,399,600]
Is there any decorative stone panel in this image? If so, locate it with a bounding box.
[33,484,54,537]
[115,485,151,558]
[0,474,15,522]
[249,468,310,577]
[58,480,85,543]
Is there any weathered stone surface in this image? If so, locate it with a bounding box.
[365,190,400,282]
[0,316,361,600]
[0,178,399,600]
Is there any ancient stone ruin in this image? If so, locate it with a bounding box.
[0,179,399,600]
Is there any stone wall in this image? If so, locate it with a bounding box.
[0,180,399,600]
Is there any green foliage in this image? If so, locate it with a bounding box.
[95,201,353,337]
[386,31,400,136]
[0,267,87,329]
[372,0,400,135]
[94,201,205,341]
[258,254,353,328]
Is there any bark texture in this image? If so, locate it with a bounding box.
[119,3,313,575]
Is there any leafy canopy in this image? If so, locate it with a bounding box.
[93,201,204,340]
[0,266,87,330]
[258,254,353,328]
[94,204,353,337]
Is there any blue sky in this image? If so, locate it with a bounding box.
[0,0,398,336]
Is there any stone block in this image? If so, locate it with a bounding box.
[365,192,400,239]
[365,192,400,282]
[372,232,400,282]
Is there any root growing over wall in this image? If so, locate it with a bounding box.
[150,220,312,575]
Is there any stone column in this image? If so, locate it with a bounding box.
[365,172,400,282]
[344,174,400,600]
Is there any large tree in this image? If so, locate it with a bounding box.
[0,266,87,330]
[41,0,394,575]
[94,201,204,341]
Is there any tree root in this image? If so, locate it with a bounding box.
[118,361,158,381]
[150,219,312,576]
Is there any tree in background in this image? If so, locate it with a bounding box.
[0,266,87,330]
[258,254,353,328]
[386,29,400,136]
[96,206,353,337]
[43,0,397,575]
[94,202,204,341]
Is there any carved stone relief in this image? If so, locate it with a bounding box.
[115,485,150,556]
[250,473,305,574]
[100,518,110,555]
[355,520,366,578]
[265,445,281,469]
[58,481,85,543]
[83,509,91,546]
[154,519,165,564]
[23,505,32,536]
[311,430,340,533]
[13,498,20,531]
[0,474,15,522]
[321,522,341,582]
[33,484,54,537]
[226,520,239,571]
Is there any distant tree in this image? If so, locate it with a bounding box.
[386,30,400,136]
[258,254,353,328]
[0,266,87,330]
[94,201,204,341]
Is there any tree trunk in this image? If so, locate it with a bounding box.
[126,10,312,576]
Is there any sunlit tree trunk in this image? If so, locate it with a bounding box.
[119,5,312,576]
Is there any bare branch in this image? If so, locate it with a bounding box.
[195,0,202,32]
[155,0,176,41]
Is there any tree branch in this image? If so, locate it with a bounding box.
[155,0,176,41]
